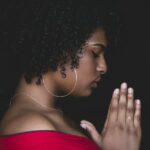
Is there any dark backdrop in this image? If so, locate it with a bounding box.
[0,1,149,149]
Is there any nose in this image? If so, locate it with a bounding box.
[96,55,107,75]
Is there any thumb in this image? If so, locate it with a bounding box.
[80,120,102,147]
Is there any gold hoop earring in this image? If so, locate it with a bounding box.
[42,69,77,98]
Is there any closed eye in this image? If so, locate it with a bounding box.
[92,51,99,58]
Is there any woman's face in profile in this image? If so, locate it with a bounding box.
[55,27,108,97]
[64,27,108,97]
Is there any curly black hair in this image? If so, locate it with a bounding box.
[1,0,119,85]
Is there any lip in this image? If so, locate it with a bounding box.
[91,82,98,88]
[94,77,101,82]
[91,77,101,88]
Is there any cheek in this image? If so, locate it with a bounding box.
[78,56,97,76]
[76,57,97,87]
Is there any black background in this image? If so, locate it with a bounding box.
[0,1,149,149]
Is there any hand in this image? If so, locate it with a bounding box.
[80,82,142,150]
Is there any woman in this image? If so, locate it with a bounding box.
[0,1,141,150]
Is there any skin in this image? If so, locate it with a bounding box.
[47,27,108,97]
[0,28,141,150]
[80,84,141,150]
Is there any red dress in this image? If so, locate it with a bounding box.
[0,130,102,150]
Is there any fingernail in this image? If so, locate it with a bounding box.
[80,123,87,130]
[114,88,119,95]
[128,88,133,94]
[136,99,141,105]
[121,82,127,89]
[80,120,86,123]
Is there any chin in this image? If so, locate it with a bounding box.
[83,90,92,97]
[73,89,92,97]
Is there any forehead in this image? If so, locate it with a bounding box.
[86,28,107,48]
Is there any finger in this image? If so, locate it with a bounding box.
[134,99,141,128]
[80,120,102,146]
[102,88,118,133]
[103,95,112,131]
[103,107,110,133]
[107,88,119,125]
[118,82,127,125]
[80,120,96,130]
[126,87,134,125]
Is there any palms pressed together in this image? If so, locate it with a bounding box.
[80,82,141,150]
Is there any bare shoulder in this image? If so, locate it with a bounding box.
[0,110,57,135]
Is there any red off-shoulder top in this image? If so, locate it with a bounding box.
[0,130,102,150]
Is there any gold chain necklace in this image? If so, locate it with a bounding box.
[10,92,62,113]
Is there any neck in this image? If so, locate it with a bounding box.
[14,76,56,108]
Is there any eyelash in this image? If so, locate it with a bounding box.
[92,51,99,58]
